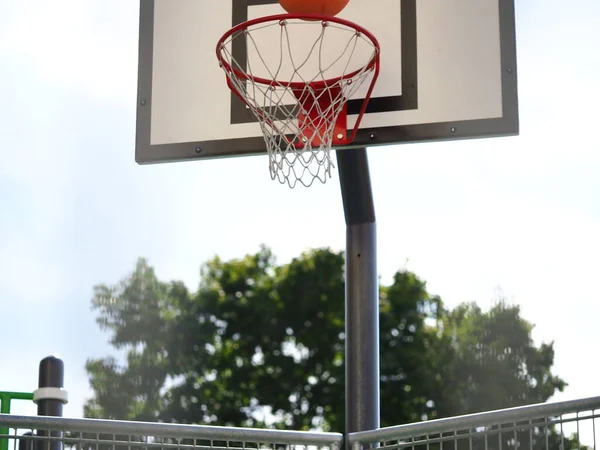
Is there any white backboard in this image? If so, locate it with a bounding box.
[136,0,518,163]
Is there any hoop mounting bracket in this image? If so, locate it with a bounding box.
[293,85,349,148]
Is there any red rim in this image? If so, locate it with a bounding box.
[216,13,380,90]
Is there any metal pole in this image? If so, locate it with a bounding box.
[336,148,380,443]
[33,357,68,450]
[0,393,12,450]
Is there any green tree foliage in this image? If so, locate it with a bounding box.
[85,246,567,436]
[434,303,566,418]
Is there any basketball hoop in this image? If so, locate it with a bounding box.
[217,13,380,188]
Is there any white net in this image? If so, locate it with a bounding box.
[218,16,379,188]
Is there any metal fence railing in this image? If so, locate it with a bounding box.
[2,394,599,450]
[0,414,343,450]
[348,396,600,450]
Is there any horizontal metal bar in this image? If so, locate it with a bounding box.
[0,435,310,450]
[0,415,342,447]
[0,393,34,402]
[348,396,600,445]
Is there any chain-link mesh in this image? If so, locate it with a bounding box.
[0,415,342,450]
[348,397,600,450]
[218,15,379,188]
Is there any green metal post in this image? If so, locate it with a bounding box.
[0,392,34,450]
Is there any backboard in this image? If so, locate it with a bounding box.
[135,0,518,164]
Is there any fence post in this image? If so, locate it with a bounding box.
[32,357,68,450]
[17,434,33,450]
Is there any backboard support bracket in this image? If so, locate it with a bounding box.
[295,88,349,148]
[337,148,380,439]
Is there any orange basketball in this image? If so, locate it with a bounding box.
[279,0,350,16]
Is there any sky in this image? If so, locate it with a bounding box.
[1,0,599,426]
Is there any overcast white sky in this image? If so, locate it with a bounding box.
[1,0,599,422]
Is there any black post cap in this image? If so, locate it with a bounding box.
[38,356,64,388]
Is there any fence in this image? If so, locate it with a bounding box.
[348,396,600,450]
[0,415,343,450]
[0,392,34,450]
[1,357,599,450]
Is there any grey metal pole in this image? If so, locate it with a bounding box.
[33,356,68,450]
[336,148,380,443]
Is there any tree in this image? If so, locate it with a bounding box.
[426,304,572,450]
[85,259,175,421]
[85,246,566,434]
[433,302,566,418]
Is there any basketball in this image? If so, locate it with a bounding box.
[279,0,350,16]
